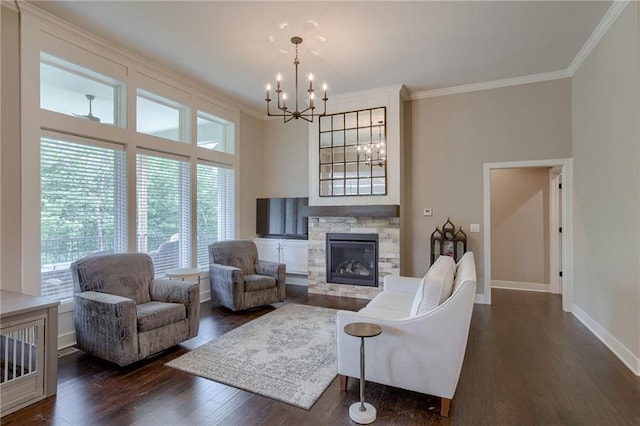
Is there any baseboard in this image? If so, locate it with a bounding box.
[287,274,308,286]
[57,331,77,350]
[492,280,550,293]
[572,303,640,376]
[200,289,211,302]
[474,293,489,304]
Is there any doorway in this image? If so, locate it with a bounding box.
[482,159,573,312]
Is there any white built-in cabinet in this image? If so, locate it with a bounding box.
[253,238,308,275]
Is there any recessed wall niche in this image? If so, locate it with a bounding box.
[318,107,387,197]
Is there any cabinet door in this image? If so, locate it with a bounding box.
[252,238,282,263]
[281,240,308,274]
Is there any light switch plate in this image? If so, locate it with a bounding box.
[423,208,433,217]
[470,223,480,233]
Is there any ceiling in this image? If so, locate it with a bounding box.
[30,1,613,114]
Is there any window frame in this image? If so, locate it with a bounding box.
[25,35,239,301]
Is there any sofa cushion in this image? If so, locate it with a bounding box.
[367,290,415,314]
[244,274,276,292]
[136,301,186,332]
[358,306,411,320]
[410,255,456,316]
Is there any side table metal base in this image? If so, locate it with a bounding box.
[349,402,376,424]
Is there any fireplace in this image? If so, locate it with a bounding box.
[326,233,378,287]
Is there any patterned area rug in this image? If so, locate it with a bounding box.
[166,303,340,410]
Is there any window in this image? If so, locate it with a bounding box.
[40,53,125,127]
[137,90,190,143]
[197,111,235,154]
[136,152,191,276]
[35,42,238,300]
[40,136,127,300]
[197,163,235,267]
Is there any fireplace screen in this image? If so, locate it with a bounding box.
[326,233,378,287]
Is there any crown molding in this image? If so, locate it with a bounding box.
[567,0,630,76]
[2,1,18,12]
[331,84,405,104]
[410,70,570,100]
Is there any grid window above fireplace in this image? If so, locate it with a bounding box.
[326,233,379,287]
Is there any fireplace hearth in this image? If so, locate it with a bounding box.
[326,233,378,287]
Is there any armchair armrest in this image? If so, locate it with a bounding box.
[209,263,244,310]
[383,275,422,294]
[254,259,283,279]
[255,260,286,301]
[73,291,138,367]
[150,278,200,338]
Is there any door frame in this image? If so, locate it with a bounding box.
[482,158,573,312]
[549,167,563,294]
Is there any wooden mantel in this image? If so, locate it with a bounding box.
[302,205,400,218]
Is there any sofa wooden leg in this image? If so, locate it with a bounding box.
[440,397,451,417]
[339,375,348,391]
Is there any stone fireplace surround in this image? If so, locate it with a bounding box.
[305,86,405,300]
[306,206,400,300]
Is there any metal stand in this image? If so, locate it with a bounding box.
[349,335,376,424]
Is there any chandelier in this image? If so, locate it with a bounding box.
[265,36,328,123]
[358,120,386,167]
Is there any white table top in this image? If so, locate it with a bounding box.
[165,267,202,279]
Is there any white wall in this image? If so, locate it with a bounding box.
[238,112,265,238]
[0,3,21,292]
[262,118,309,197]
[571,2,640,372]
[491,167,550,286]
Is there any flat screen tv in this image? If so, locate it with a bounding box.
[256,197,308,239]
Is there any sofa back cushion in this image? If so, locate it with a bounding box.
[71,253,153,304]
[452,251,477,294]
[409,255,456,316]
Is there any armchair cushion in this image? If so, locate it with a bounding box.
[244,274,276,292]
[136,301,186,332]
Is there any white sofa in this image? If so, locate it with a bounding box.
[336,251,477,417]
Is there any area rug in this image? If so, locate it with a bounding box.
[165,303,340,410]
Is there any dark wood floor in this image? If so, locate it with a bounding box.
[3,287,639,425]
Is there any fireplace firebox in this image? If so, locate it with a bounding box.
[326,233,378,287]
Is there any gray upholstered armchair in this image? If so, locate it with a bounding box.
[208,240,286,311]
[71,253,200,366]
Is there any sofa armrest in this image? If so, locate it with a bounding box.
[150,278,200,338]
[383,275,422,294]
[73,291,138,366]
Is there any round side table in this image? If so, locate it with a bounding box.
[344,322,382,425]
[165,267,201,285]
